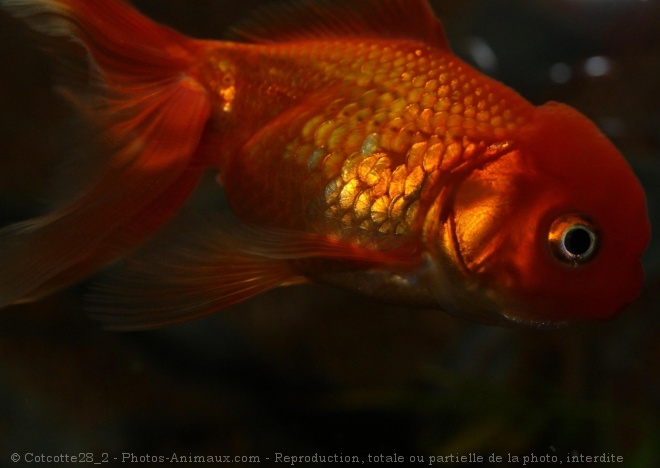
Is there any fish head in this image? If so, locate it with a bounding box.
[427,102,650,326]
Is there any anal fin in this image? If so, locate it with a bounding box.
[87,210,419,330]
[87,216,302,330]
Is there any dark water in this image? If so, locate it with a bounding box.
[1,1,659,466]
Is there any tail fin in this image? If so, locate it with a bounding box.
[1,0,194,78]
[0,0,212,306]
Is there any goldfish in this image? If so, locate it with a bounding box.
[0,0,650,329]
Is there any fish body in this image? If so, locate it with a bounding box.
[0,0,650,328]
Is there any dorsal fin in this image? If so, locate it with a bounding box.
[230,0,449,49]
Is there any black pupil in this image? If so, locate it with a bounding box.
[564,227,592,256]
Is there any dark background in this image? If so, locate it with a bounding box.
[1,0,659,466]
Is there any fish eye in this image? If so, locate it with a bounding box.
[547,214,599,267]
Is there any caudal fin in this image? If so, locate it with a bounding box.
[0,0,212,307]
[0,0,195,77]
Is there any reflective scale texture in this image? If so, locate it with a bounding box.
[216,40,534,252]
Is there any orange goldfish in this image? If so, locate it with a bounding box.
[0,0,650,328]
